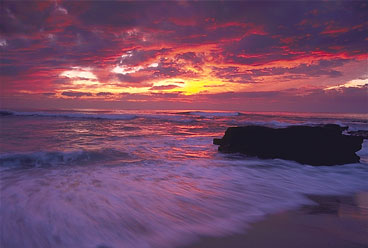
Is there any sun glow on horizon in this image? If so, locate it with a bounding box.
[3,1,366,112]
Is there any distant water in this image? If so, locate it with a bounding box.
[1,110,368,248]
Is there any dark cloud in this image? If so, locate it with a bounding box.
[250,60,345,78]
[212,66,253,82]
[61,91,92,97]
[76,1,144,28]
[153,65,182,78]
[96,92,113,96]
[211,58,346,83]
[120,91,183,101]
[116,74,152,84]
[207,91,282,100]
[176,52,205,66]
[117,48,170,66]
[0,2,51,35]
[227,34,280,55]
[0,65,30,76]
[150,85,180,91]
[200,85,368,113]
[42,92,55,96]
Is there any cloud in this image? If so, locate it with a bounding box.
[325,78,368,90]
[226,34,279,55]
[199,85,368,113]
[96,92,113,96]
[0,39,7,47]
[175,52,205,67]
[60,67,97,80]
[42,92,55,96]
[55,5,68,15]
[1,1,367,112]
[61,91,92,97]
[149,85,181,91]
[115,73,153,84]
[116,49,170,66]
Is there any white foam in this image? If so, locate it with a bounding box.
[0,149,133,168]
[1,154,368,248]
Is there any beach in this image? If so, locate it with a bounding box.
[183,193,368,248]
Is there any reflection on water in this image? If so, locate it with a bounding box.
[1,110,368,248]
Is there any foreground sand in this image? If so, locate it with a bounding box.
[181,192,368,248]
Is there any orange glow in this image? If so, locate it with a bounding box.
[52,47,367,99]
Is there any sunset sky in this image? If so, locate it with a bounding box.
[1,1,367,112]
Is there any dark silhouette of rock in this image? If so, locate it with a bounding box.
[347,130,368,139]
[214,124,363,166]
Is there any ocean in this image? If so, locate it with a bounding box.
[1,110,368,248]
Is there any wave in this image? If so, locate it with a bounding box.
[2,110,367,131]
[0,110,137,120]
[0,110,195,123]
[0,148,133,168]
[1,155,368,248]
[228,119,368,131]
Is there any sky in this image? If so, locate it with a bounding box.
[0,1,367,112]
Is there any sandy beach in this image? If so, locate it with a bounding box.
[182,192,368,248]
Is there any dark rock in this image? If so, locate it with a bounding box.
[0,111,13,116]
[213,138,223,145]
[213,125,363,166]
[347,130,368,139]
[321,124,348,132]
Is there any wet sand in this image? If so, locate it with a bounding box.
[182,192,368,248]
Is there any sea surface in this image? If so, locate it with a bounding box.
[1,109,368,248]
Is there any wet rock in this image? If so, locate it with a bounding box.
[214,125,363,166]
[347,130,368,139]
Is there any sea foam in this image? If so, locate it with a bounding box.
[0,149,134,168]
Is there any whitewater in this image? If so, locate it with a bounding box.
[1,110,368,248]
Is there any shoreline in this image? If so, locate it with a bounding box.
[181,192,368,248]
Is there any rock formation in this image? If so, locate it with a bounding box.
[214,124,363,166]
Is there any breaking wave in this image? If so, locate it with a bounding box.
[2,110,367,131]
[0,110,137,120]
[0,148,133,168]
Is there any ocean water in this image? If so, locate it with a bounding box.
[0,110,368,248]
